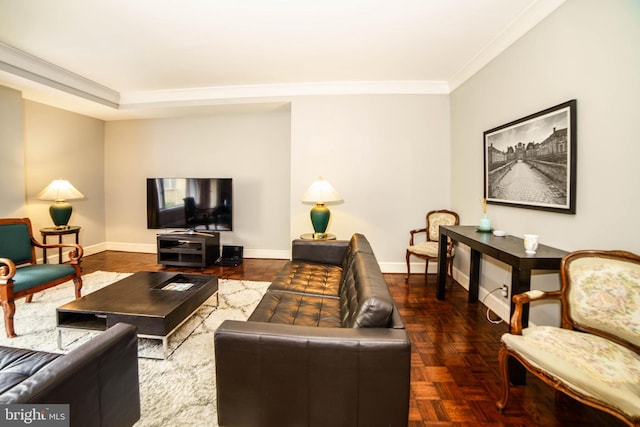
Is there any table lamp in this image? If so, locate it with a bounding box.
[38,179,85,229]
[301,177,342,239]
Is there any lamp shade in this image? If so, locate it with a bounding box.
[301,177,342,204]
[38,180,85,201]
[38,180,85,228]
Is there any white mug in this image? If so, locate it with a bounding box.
[523,234,539,253]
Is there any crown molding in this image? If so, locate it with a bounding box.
[0,0,564,115]
[0,42,119,108]
[119,80,450,108]
[448,0,566,92]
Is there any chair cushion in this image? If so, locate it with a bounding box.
[248,291,341,327]
[502,326,640,419]
[12,264,76,293]
[407,241,454,258]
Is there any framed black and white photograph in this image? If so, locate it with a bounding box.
[483,99,577,214]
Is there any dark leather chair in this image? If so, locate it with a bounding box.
[0,323,140,426]
[0,218,83,337]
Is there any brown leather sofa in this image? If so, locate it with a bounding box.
[215,234,411,427]
[0,323,140,427]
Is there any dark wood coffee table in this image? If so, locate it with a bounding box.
[56,271,218,359]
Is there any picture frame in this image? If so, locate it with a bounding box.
[483,99,577,214]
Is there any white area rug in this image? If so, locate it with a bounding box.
[0,270,270,427]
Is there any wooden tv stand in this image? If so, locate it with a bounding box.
[157,231,220,268]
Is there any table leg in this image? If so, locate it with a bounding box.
[163,337,169,359]
[468,248,481,302]
[58,235,63,264]
[42,234,48,264]
[436,234,449,300]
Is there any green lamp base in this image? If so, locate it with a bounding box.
[49,200,73,228]
[310,203,330,236]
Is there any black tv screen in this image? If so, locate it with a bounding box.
[147,178,232,231]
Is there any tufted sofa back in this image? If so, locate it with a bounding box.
[339,249,394,328]
[340,233,374,270]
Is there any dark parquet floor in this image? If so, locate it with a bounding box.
[81,251,625,427]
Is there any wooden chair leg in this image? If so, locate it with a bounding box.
[73,277,83,299]
[496,344,511,412]
[1,300,16,338]
[25,295,33,303]
[405,250,411,282]
[424,259,429,282]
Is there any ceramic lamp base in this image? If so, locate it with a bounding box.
[310,203,330,235]
[49,200,72,228]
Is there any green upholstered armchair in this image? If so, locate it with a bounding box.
[497,250,640,426]
[0,218,83,338]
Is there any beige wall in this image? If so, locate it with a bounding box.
[104,105,292,257]
[102,95,451,266]
[450,0,640,322]
[23,100,106,259]
[0,86,25,217]
[290,95,451,268]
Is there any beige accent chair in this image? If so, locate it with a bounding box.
[405,209,459,282]
[497,250,640,426]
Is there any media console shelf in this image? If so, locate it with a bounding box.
[157,231,220,268]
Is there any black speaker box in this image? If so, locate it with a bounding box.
[216,245,243,266]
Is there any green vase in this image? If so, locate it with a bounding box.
[310,203,330,235]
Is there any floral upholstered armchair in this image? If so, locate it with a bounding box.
[405,209,459,282]
[497,249,640,426]
[0,218,83,338]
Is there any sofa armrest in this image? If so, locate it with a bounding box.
[215,319,411,427]
[0,323,140,427]
[291,239,349,266]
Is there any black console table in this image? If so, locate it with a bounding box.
[157,231,220,268]
[436,225,567,384]
[436,225,567,327]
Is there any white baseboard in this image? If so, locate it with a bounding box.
[384,262,511,324]
[106,242,156,254]
[54,243,513,324]
[103,242,290,260]
[40,242,107,264]
[451,267,511,324]
[380,261,438,274]
[243,248,290,259]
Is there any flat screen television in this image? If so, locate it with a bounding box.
[147,178,232,231]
